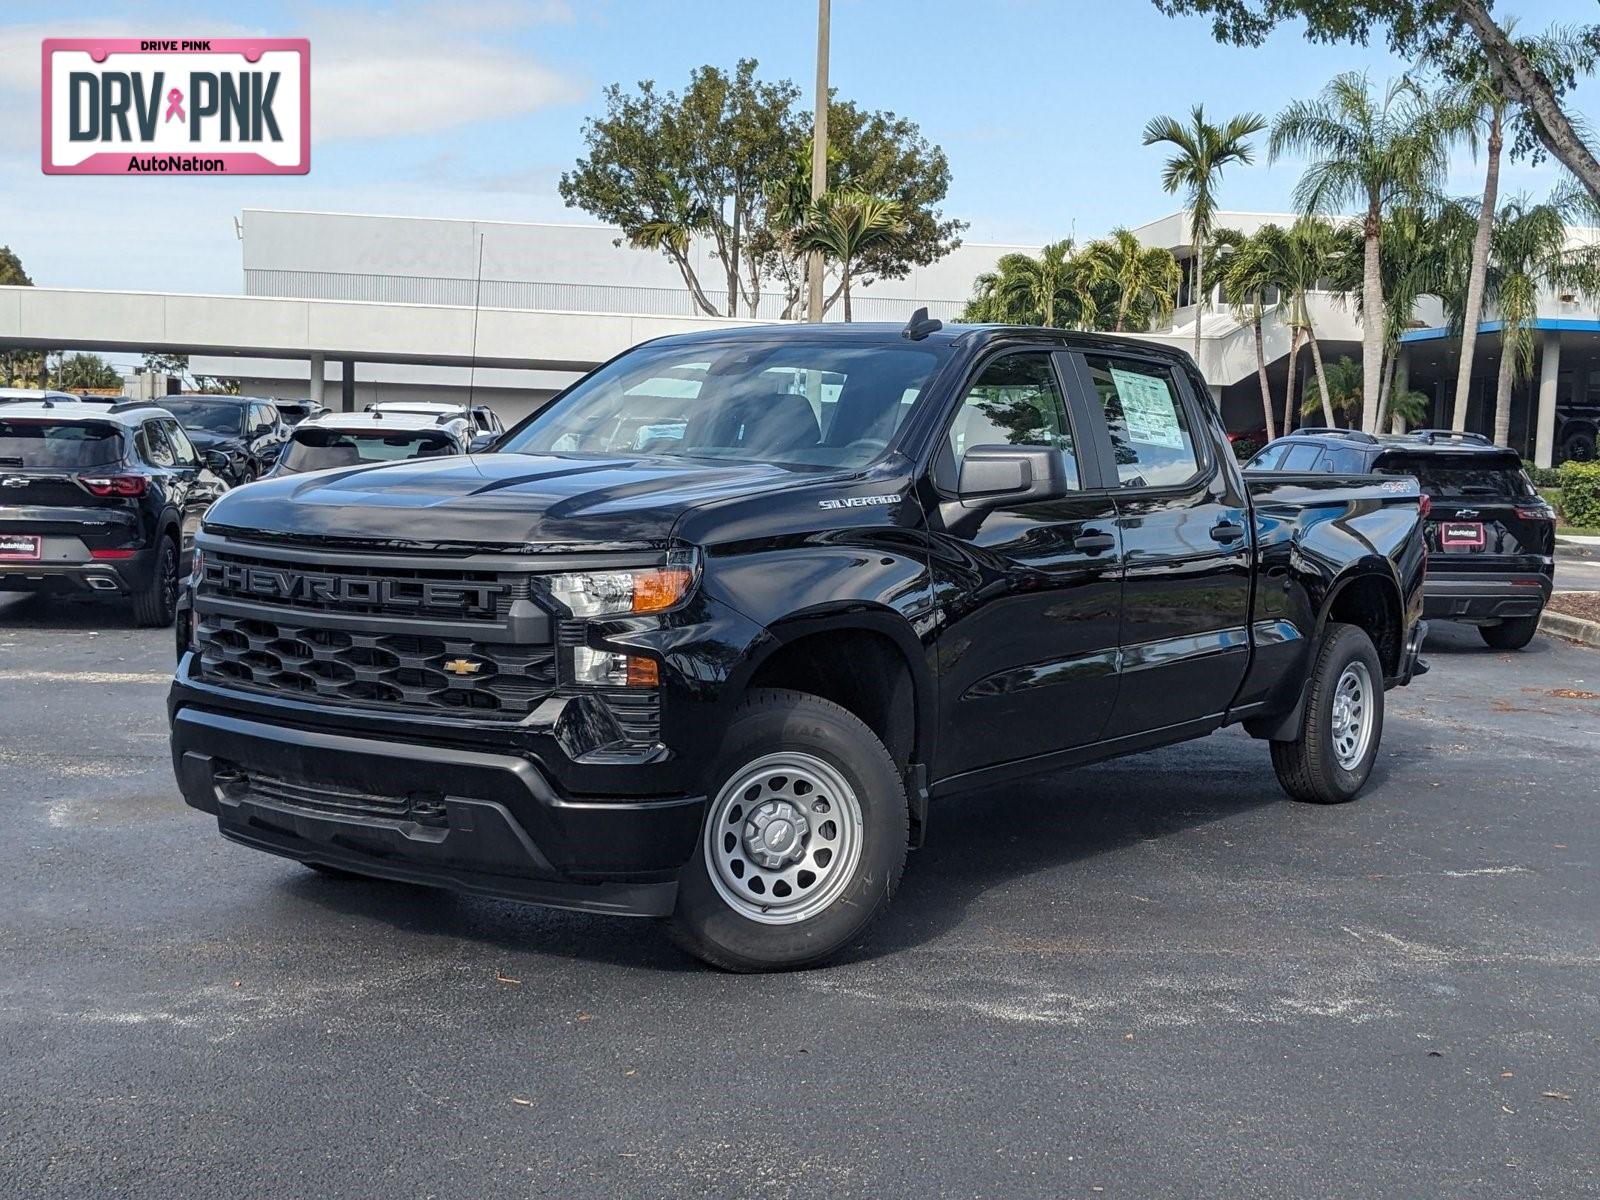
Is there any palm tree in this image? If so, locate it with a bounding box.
[792,190,909,322]
[1143,106,1268,364]
[1217,227,1281,440]
[1483,197,1585,446]
[1082,229,1182,332]
[964,241,1097,329]
[1302,354,1362,428]
[1270,73,1453,432]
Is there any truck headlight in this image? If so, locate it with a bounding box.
[548,551,699,618]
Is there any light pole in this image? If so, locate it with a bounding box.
[807,0,830,323]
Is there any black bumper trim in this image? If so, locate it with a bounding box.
[171,707,704,916]
[1423,571,1552,622]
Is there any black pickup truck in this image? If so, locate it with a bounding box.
[169,319,1427,970]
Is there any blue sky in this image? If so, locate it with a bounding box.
[1,0,1595,295]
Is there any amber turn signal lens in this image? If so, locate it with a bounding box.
[625,655,660,687]
[632,567,694,614]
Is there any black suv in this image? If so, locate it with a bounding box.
[0,399,227,624]
[1246,429,1555,648]
[161,395,290,484]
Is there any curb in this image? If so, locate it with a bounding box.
[1540,608,1600,649]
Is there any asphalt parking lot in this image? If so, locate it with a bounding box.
[2,588,1597,1199]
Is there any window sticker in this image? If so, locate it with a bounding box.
[1110,367,1185,450]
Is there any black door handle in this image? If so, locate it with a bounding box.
[1210,521,1247,543]
[1074,530,1116,552]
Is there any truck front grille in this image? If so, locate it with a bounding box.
[194,613,556,719]
[200,548,527,623]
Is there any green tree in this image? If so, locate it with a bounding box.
[791,191,909,322]
[1083,228,1182,332]
[1302,353,1362,426]
[1217,227,1281,438]
[1142,105,1267,362]
[562,62,963,320]
[0,246,41,387]
[0,245,29,286]
[1483,196,1596,446]
[965,241,1088,328]
[560,60,800,317]
[1270,73,1453,431]
[51,353,122,391]
[1151,1,1600,203]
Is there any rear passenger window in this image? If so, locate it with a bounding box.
[140,420,177,467]
[945,352,1079,490]
[1246,444,1288,470]
[1083,356,1200,488]
[1320,447,1365,474]
[1281,444,1323,471]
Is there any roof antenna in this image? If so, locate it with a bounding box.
[902,306,942,341]
[467,231,485,421]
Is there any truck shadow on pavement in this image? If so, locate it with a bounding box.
[274,737,1301,972]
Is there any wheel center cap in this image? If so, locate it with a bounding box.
[743,799,810,869]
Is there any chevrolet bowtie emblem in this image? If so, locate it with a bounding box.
[443,658,484,676]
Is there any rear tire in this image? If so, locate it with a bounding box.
[1480,613,1540,650]
[130,537,178,628]
[668,688,908,972]
[1271,622,1384,805]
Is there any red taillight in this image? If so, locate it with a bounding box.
[1417,493,1432,518]
[78,474,147,497]
[1515,503,1555,522]
[89,548,138,560]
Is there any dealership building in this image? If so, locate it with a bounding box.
[2,205,1597,462]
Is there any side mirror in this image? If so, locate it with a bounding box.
[468,432,498,453]
[202,448,231,473]
[956,445,1071,509]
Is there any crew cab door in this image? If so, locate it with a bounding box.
[926,349,1123,780]
[1065,350,1251,737]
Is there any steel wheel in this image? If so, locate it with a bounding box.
[704,751,864,926]
[1330,660,1374,772]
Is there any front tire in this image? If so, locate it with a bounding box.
[130,537,178,628]
[669,688,908,972]
[1480,613,1540,650]
[1271,622,1384,804]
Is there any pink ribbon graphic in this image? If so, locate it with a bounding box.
[164,88,185,123]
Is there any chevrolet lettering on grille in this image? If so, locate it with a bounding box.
[206,561,503,613]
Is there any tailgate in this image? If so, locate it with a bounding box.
[1372,450,1553,570]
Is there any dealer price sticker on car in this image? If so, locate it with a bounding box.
[42,39,309,176]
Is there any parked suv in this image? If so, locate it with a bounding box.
[161,395,290,485]
[267,410,471,476]
[0,400,227,624]
[367,400,503,439]
[1246,428,1555,648]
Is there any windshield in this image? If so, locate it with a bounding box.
[1373,452,1533,500]
[163,399,245,435]
[277,428,460,473]
[497,339,944,469]
[0,420,122,467]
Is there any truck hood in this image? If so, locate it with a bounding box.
[202,451,812,551]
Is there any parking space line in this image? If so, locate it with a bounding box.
[0,669,171,685]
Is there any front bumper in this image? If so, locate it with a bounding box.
[171,706,705,917]
[1422,570,1553,624]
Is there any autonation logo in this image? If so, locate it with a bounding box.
[42,38,309,176]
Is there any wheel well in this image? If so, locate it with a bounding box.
[747,629,917,769]
[1326,574,1401,676]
